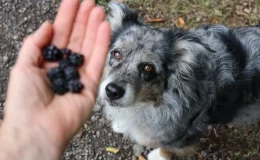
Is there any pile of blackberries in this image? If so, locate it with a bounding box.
[43,45,84,95]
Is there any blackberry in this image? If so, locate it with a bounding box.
[44,46,85,94]
[64,66,79,80]
[43,45,63,61]
[52,78,68,95]
[68,53,84,66]
[61,48,71,57]
[59,59,72,68]
[67,79,84,93]
[47,67,64,81]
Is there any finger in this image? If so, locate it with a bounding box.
[17,21,53,67]
[81,7,105,62]
[31,21,53,49]
[43,62,59,71]
[67,0,95,52]
[84,22,110,94]
[52,0,79,48]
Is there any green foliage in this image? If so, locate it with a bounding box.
[95,0,108,6]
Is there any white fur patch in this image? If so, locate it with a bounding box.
[99,77,112,100]
[148,148,170,160]
[104,104,158,147]
[120,84,135,106]
[112,121,128,134]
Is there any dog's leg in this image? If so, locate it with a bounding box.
[147,148,173,160]
[147,146,196,160]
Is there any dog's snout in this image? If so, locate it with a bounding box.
[105,83,125,100]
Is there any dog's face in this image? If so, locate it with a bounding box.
[99,2,174,107]
[100,26,169,107]
[99,2,212,109]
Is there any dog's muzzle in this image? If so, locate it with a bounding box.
[105,83,125,100]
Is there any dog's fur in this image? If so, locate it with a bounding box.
[98,2,260,160]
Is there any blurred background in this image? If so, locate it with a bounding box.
[0,0,259,160]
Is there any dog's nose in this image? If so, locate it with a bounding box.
[105,83,125,100]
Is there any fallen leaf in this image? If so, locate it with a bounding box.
[106,147,120,154]
[205,1,210,7]
[148,18,165,23]
[138,155,146,160]
[210,18,219,24]
[214,9,222,16]
[197,153,203,159]
[75,128,84,138]
[177,17,185,28]
[227,124,233,128]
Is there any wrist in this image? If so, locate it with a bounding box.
[0,120,62,160]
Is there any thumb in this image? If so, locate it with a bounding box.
[17,21,53,67]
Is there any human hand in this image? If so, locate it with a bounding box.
[0,0,110,159]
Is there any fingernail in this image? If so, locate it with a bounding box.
[34,21,51,34]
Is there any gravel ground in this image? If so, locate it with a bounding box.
[0,0,259,160]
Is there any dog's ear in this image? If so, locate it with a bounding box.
[166,38,214,109]
[106,1,141,32]
[172,39,212,77]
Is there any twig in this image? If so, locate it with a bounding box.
[203,149,227,160]
[214,128,219,138]
[94,150,101,159]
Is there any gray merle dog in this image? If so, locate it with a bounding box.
[97,1,260,160]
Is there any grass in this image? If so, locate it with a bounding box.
[95,0,109,6]
[97,0,260,28]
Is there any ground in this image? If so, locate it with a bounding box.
[0,0,259,160]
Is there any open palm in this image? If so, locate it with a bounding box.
[3,0,110,155]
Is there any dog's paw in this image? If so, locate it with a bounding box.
[148,148,171,160]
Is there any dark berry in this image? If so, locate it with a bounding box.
[47,67,64,81]
[61,48,71,57]
[43,45,63,61]
[64,66,79,80]
[67,80,84,93]
[52,78,68,95]
[45,47,85,95]
[59,59,72,68]
[68,53,84,66]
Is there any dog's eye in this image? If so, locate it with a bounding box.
[112,51,121,59]
[138,63,157,82]
[144,65,153,72]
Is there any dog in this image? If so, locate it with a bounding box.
[97,1,260,160]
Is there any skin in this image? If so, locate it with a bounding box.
[0,0,110,159]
